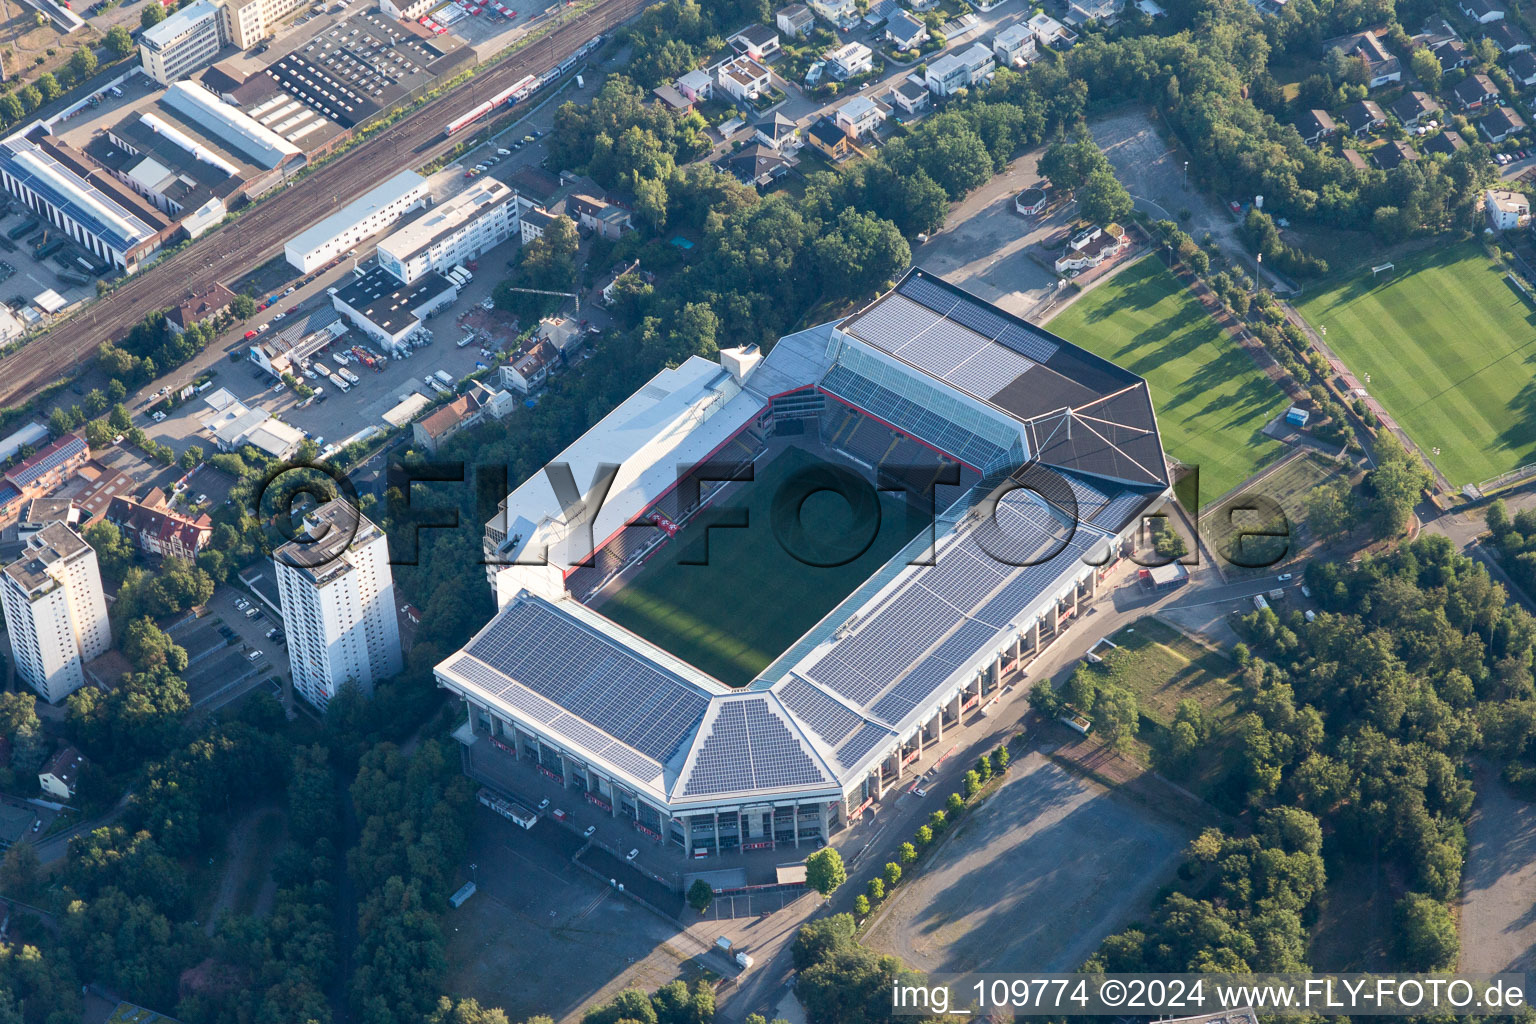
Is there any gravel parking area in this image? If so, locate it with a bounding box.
[863,750,1191,974]
[1460,764,1536,973]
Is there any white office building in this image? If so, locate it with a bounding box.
[284,170,429,273]
[140,0,225,85]
[377,179,527,285]
[274,500,402,710]
[219,0,309,49]
[1,523,111,704]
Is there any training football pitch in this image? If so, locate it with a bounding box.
[1048,257,1288,502]
[1293,243,1536,488]
[594,446,926,687]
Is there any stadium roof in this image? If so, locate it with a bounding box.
[446,268,1170,809]
[161,82,302,170]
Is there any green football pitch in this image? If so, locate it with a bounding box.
[1293,242,1536,488]
[595,446,927,687]
[1047,257,1288,503]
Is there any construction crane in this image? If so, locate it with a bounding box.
[501,286,580,313]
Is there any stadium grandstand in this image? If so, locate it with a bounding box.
[438,268,1171,857]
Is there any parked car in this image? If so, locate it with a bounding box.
[246,650,262,661]
[584,825,596,837]
[626,848,639,861]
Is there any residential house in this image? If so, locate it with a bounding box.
[520,206,556,244]
[1488,19,1533,53]
[1065,0,1121,25]
[1373,139,1419,169]
[1342,99,1387,134]
[413,390,487,453]
[1460,0,1505,23]
[806,117,855,160]
[466,380,514,421]
[1433,37,1472,71]
[1027,12,1076,46]
[567,194,633,240]
[1293,109,1337,145]
[653,84,693,112]
[1054,224,1127,273]
[925,42,995,97]
[38,745,84,800]
[777,4,814,37]
[1424,129,1467,155]
[1480,104,1526,142]
[724,143,794,187]
[825,41,874,80]
[993,23,1037,66]
[753,112,802,151]
[5,433,89,501]
[1510,50,1536,86]
[862,0,900,26]
[1391,90,1441,129]
[809,0,857,30]
[105,492,213,560]
[167,282,236,335]
[600,260,642,305]
[885,10,928,50]
[1486,187,1530,229]
[1342,148,1370,171]
[1327,29,1401,88]
[716,56,773,102]
[1453,72,1500,109]
[498,339,559,395]
[908,0,935,10]
[836,95,889,138]
[536,315,586,357]
[888,77,930,115]
[729,24,781,61]
[676,69,714,103]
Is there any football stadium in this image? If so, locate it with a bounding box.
[437,269,1172,857]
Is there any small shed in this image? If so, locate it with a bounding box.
[1286,406,1310,426]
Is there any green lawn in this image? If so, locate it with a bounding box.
[1293,242,1536,488]
[595,446,927,687]
[1048,257,1289,502]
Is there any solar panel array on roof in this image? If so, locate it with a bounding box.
[843,293,1038,402]
[780,675,863,746]
[896,272,1061,363]
[464,601,709,763]
[1092,489,1156,532]
[682,699,827,796]
[820,364,1009,469]
[871,617,999,722]
[836,721,889,768]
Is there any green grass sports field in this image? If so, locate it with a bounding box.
[1293,242,1536,488]
[1048,257,1288,502]
[595,446,926,687]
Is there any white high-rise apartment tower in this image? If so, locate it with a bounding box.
[274,500,402,709]
[1,523,111,703]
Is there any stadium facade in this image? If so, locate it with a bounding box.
[437,269,1172,855]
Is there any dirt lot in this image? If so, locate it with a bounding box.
[863,750,1191,974]
[1460,763,1536,973]
[912,148,1063,318]
[446,805,715,1024]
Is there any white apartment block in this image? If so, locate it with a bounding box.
[925,41,995,96]
[993,23,1037,66]
[274,500,402,710]
[220,0,309,50]
[140,0,225,86]
[376,180,526,285]
[1,523,110,704]
[825,41,873,79]
[284,169,429,273]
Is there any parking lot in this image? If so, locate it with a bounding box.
[0,207,99,313]
[166,585,289,712]
[863,751,1192,974]
[913,148,1067,320]
[447,805,715,1024]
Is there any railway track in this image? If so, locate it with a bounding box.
[0,0,649,409]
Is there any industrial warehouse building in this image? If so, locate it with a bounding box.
[330,265,456,353]
[284,169,428,273]
[0,127,172,271]
[438,268,1171,856]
